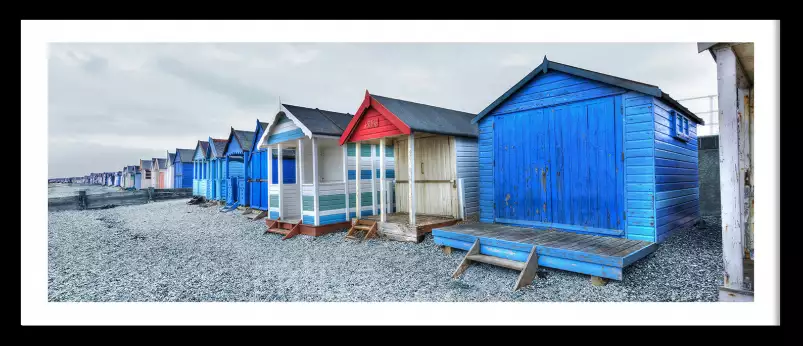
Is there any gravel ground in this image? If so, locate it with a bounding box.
[48,200,723,302]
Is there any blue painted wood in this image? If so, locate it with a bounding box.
[303,215,315,224]
[495,218,624,237]
[318,213,349,225]
[269,211,280,219]
[478,116,494,223]
[270,153,296,184]
[267,128,304,145]
[433,233,625,280]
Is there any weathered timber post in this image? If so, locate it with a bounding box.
[77,190,87,210]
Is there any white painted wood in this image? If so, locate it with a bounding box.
[380,138,387,222]
[342,145,350,222]
[408,133,416,225]
[312,136,320,226]
[256,104,313,148]
[715,46,745,291]
[355,142,361,220]
[277,142,284,218]
[370,144,377,216]
[266,145,272,212]
[298,138,304,218]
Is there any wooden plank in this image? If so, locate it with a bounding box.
[514,245,539,290]
[407,134,415,225]
[466,254,525,271]
[600,240,643,257]
[611,241,649,258]
[576,236,627,255]
[452,239,480,278]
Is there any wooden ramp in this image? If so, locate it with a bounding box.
[433,223,658,282]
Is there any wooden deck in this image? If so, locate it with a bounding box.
[433,223,658,280]
[363,213,459,243]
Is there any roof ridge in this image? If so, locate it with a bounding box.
[314,107,344,131]
[372,94,474,116]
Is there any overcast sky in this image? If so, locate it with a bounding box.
[48,42,717,178]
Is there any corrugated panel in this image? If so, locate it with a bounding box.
[455,136,480,218]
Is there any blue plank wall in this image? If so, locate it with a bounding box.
[623,91,658,242]
[478,116,494,223]
[480,70,626,236]
[652,97,700,243]
[455,136,480,218]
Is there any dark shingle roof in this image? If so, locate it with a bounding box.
[371,94,478,138]
[210,138,227,158]
[175,149,195,163]
[156,158,166,168]
[283,104,352,137]
[140,160,152,170]
[473,57,703,125]
[233,130,255,152]
[168,153,176,164]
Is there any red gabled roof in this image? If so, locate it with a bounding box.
[339,90,411,145]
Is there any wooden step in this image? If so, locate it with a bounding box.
[452,239,540,291]
[353,225,373,231]
[466,254,525,271]
[267,228,291,235]
[356,219,376,226]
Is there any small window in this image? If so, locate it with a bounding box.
[670,110,690,142]
[145,170,152,179]
[684,117,689,135]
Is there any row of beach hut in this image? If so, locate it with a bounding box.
[73,58,704,284]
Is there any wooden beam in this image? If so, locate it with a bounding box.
[312,137,320,226]
[298,138,304,218]
[355,142,361,220]
[266,145,272,213]
[715,45,747,291]
[277,142,283,218]
[514,245,539,290]
[452,239,479,278]
[342,144,350,222]
[379,137,386,222]
[408,133,416,225]
[370,143,377,217]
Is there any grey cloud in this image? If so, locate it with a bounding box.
[48,43,717,178]
[154,56,274,108]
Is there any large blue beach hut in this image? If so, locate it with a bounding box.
[433,58,704,284]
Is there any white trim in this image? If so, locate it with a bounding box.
[379,138,386,222]
[298,139,304,218]
[370,144,377,217]
[257,104,313,148]
[408,133,415,225]
[355,142,361,220]
[342,145,350,222]
[266,145,272,212]
[312,137,320,226]
[277,142,284,218]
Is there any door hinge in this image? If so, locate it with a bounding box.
[623,211,626,220]
[621,152,624,162]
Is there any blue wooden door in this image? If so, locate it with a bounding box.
[494,96,622,235]
[228,177,238,204]
[249,151,265,209]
